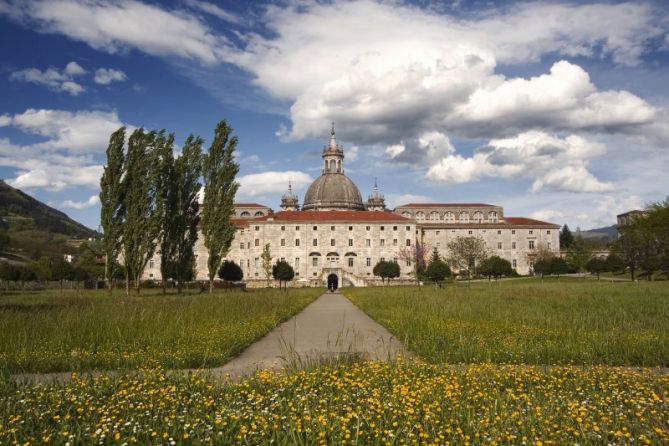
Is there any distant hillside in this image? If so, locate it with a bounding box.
[0,180,97,259]
[579,224,617,243]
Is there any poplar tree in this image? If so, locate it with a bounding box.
[122,129,160,295]
[99,127,126,293]
[153,131,176,294]
[172,135,203,293]
[201,121,240,292]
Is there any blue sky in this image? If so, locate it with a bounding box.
[1,0,668,231]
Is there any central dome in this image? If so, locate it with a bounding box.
[302,123,365,211]
[303,173,365,211]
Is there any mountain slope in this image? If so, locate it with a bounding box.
[579,224,617,243]
[0,180,96,238]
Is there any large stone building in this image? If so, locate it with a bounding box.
[143,126,560,286]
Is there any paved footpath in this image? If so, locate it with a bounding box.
[206,290,408,379]
[13,291,408,383]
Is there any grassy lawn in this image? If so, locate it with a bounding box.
[0,288,321,374]
[1,361,667,445]
[344,279,669,366]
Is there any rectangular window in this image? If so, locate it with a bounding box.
[331,226,335,231]
[312,257,318,267]
[512,230,516,234]
[393,226,398,231]
[406,226,410,231]
[529,230,534,235]
[468,230,473,235]
[331,239,336,246]
[529,240,535,250]
[436,230,440,235]
[281,239,285,246]
[497,230,502,235]
[393,257,398,263]
[381,257,385,262]
[313,226,318,231]
[296,226,300,231]
[380,226,385,231]
[380,239,385,246]
[366,257,371,267]
[548,242,551,249]
[295,258,300,268]
[255,226,259,231]
[254,258,259,268]
[348,239,353,246]
[254,239,259,247]
[512,242,516,249]
[366,226,371,231]
[348,257,354,267]
[406,259,411,266]
[239,242,245,249]
[497,242,502,249]
[393,239,398,246]
[281,226,285,231]
[313,238,318,246]
[512,259,517,268]
[547,230,551,234]
[295,239,300,246]
[406,239,411,246]
[348,226,353,231]
[149,260,154,269]
[366,239,371,247]
[280,257,285,262]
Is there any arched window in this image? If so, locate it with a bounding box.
[473,211,484,223]
[329,160,335,171]
[429,211,440,221]
[254,211,264,217]
[445,212,455,223]
[489,211,498,222]
[415,211,425,221]
[401,211,412,218]
[337,160,341,172]
[240,211,251,217]
[459,211,469,222]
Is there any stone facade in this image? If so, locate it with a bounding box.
[141,126,560,286]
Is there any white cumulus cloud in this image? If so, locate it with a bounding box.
[93,68,127,84]
[9,61,86,95]
[61,195,100,209]
[237,171,313,197]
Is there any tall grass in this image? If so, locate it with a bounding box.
[344,279,669,366]
[0,288,321,373]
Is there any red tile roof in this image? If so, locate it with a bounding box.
[265,210,411,222]
[396,203,496,208]
[234,203,269,208]
[505,217,558,226]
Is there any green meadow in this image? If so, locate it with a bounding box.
[0,288,321,374]
[344,279,669,366]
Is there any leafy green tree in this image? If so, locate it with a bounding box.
[219,260,243,283]
[565,235,592,276]
[74,250,104,281]
[640,256,661,281]
[549,257,569,278]
[272,260,295,290]
[153,131,177,294]
[585,257,606,280]
[533,258,551,278]
[0,228,9,251]
[426,248,451,287]
[560,224,574,249]
[201,120,240,292]
[52,257,73,288]
[99,127,126,293]
[604,253,625,274]
[261,243,273,286]
[478,256,513,281]
[446,236,488,283]
[171,135,203,294]
[34,256,53,282]
[373,260,400,285]
[122,129,160,295]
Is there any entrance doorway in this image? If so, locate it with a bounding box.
[327,273,339,292]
